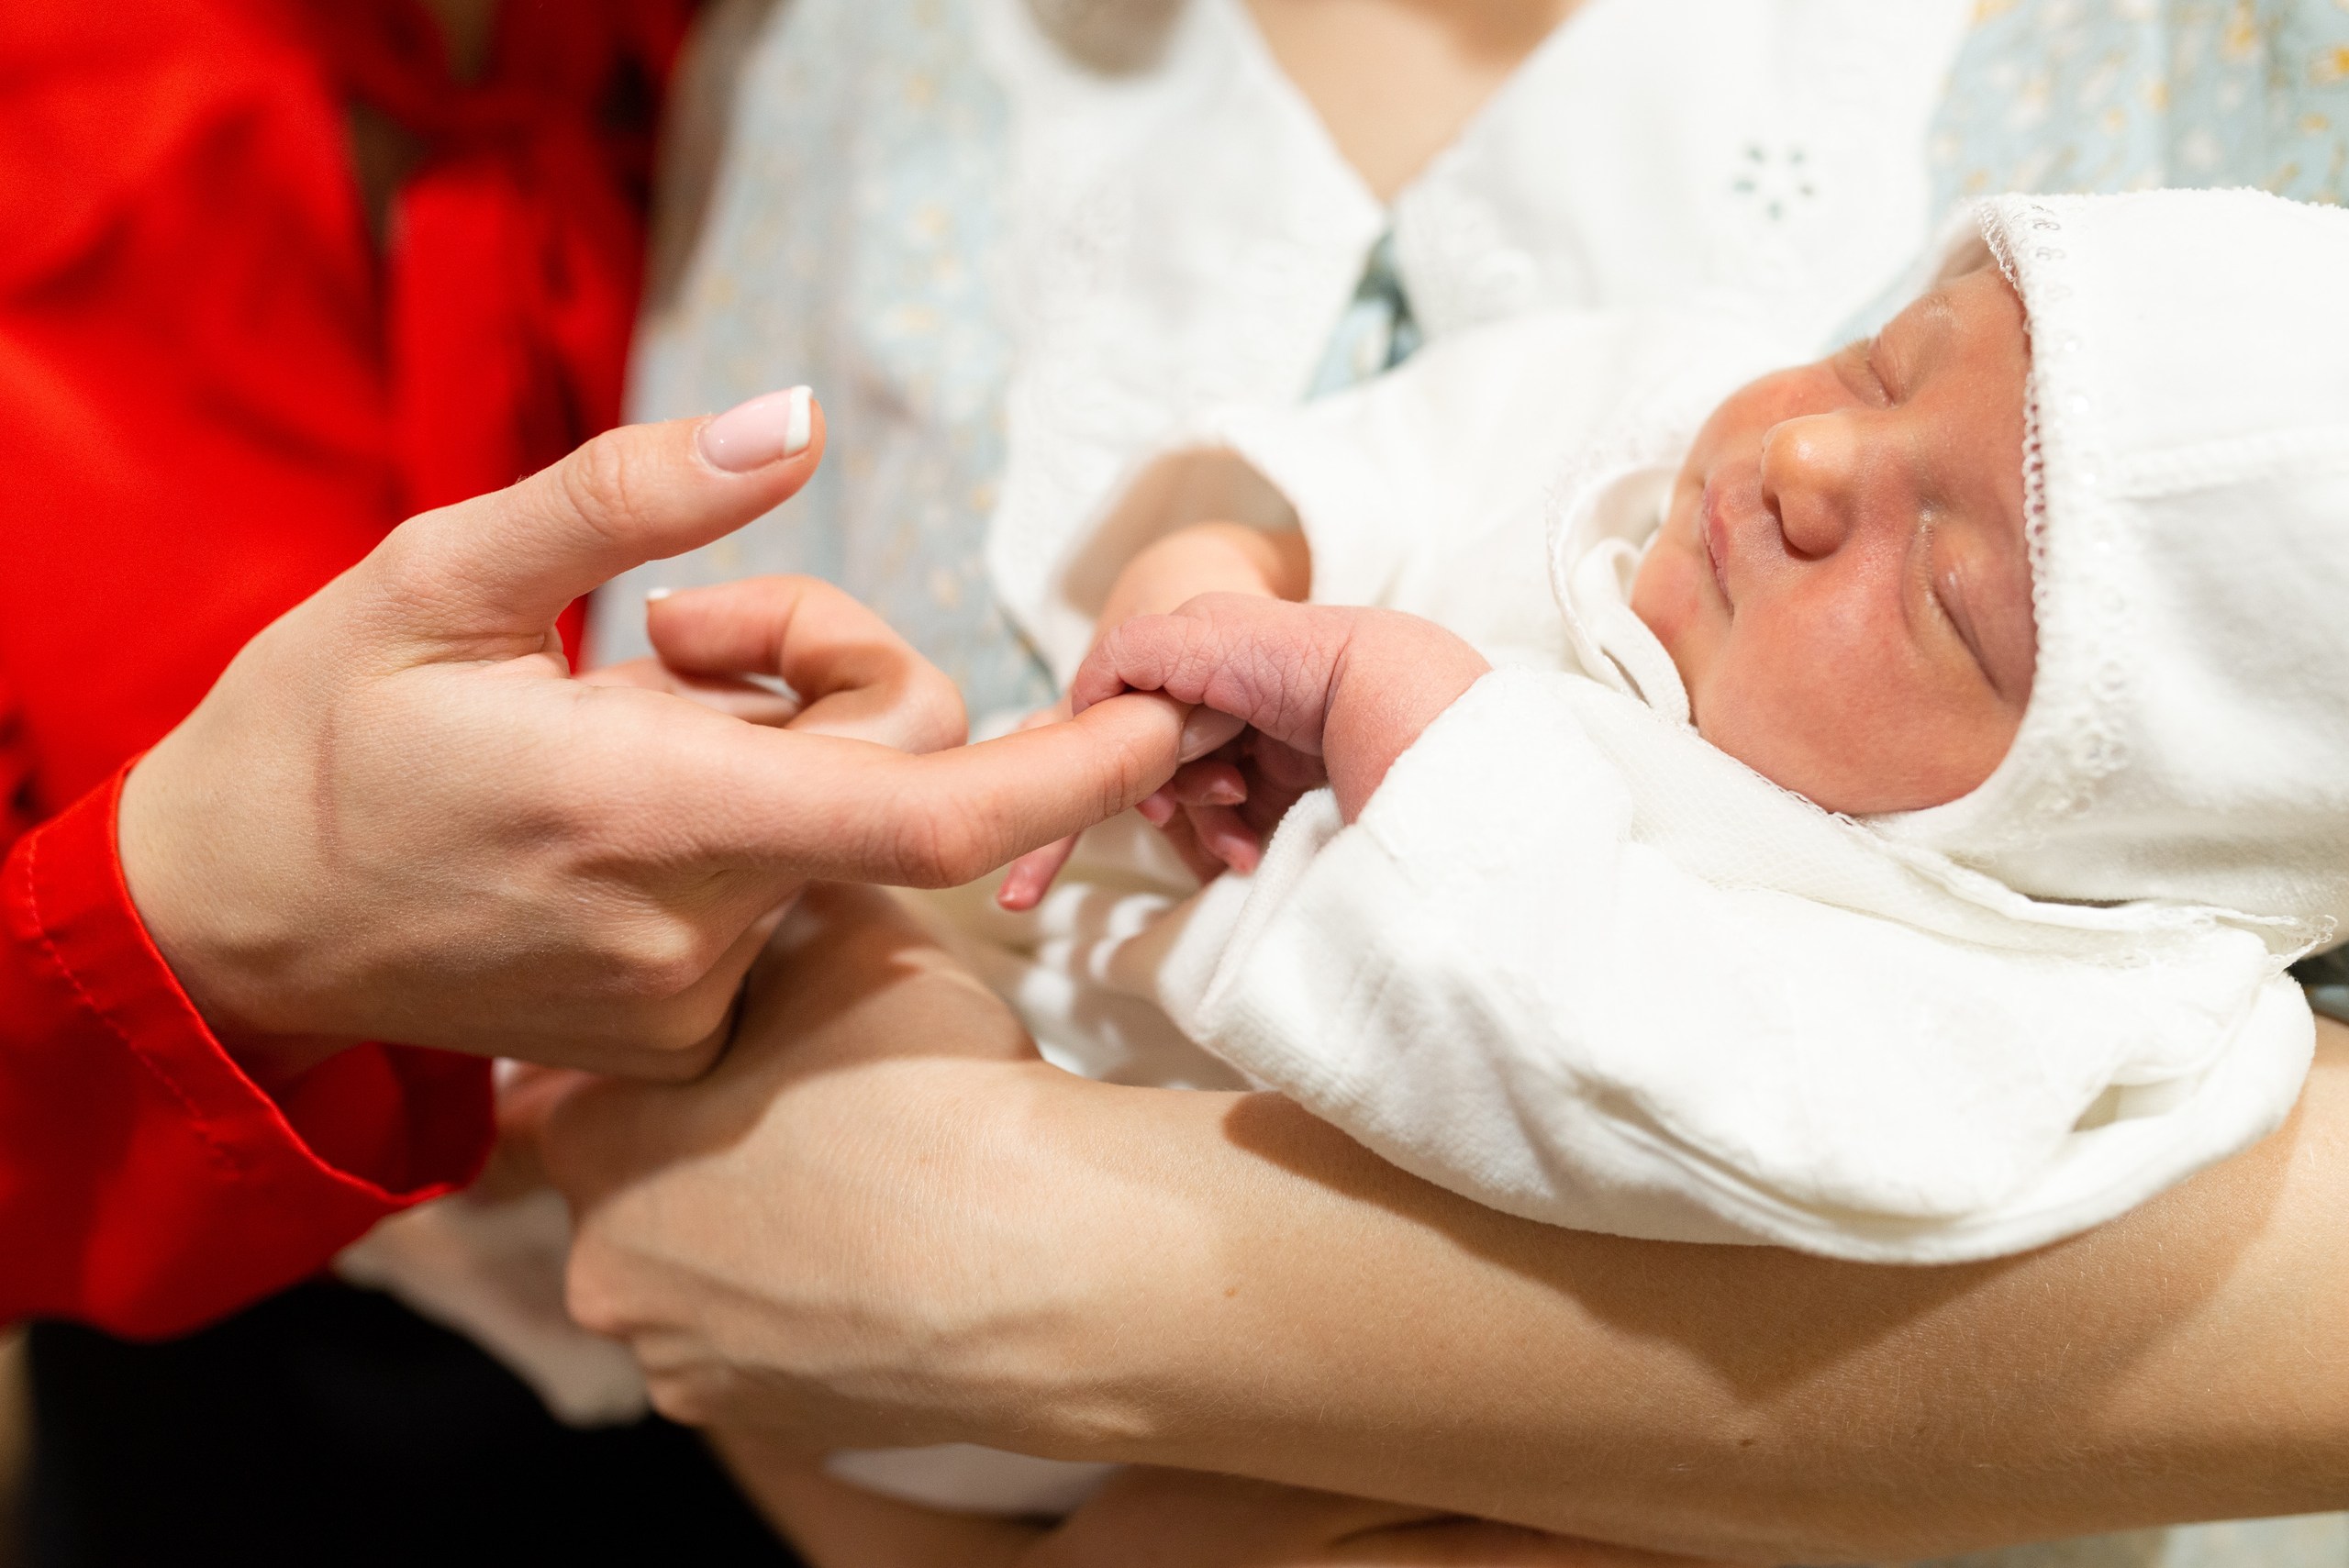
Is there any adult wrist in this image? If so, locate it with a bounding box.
[118,756,355,1080]
[115,740,287,1047]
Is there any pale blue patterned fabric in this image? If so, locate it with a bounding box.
[606,0,1054,719]
[1932,0,2349,208]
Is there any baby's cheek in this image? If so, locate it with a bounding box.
[1699,629,2013,815]
[1692,609,1898,811]
[1628,543,1712,691]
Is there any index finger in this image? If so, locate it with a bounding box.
[675,690,1193,888]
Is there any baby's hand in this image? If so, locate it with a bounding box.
[994,595,1488,908]
[1075,595,1489,822]
[998,525,1308,909]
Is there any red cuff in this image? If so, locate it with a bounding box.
[0,766,492,1338]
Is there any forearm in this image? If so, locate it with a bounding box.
[1098,524,1312,628]
[1006,1022,2349,1562]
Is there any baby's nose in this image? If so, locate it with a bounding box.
[1760,414,1865,559]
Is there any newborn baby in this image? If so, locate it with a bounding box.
[964,187,2349,1262]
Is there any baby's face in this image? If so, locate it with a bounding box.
[1631,266,2035,815]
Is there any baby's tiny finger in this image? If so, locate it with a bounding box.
[1179,705,1248,763]
[1152,808,1230,884]
[997,836,1079,910]
[1165,757,1248,808]
[1185,803,1263,874]
[1137,789,1179,828]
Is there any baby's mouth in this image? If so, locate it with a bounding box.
[1701,482,1736,609]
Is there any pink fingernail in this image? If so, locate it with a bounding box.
[697,386,814,473]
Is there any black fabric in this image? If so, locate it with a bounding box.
[21,1281,802,1568]
[2296,945,2349,1025]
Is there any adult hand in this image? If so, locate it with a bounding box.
[542,882,1067,1435]
[118,391,1191,1078]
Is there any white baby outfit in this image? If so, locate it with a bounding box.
[992,194,2341,1271]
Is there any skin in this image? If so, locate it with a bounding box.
[1244,0,1586,201]
[1633,264,2036,814]
[544,885,2349,1564]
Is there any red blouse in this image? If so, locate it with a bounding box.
[0,0,692,1338]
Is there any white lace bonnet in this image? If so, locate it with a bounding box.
[1870,190,2349,943]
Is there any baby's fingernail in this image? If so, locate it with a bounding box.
[1179,708,1235,763]
[697,385,815,473]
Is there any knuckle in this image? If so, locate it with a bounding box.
[557,429,654,551]
[640,1005,729,1075]
[905,671,968,753]
[612,919,716,1005]
[892,795,990,888]
[562,1239,634,1342]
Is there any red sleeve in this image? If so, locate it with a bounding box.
[0,3,494,1340]
[0,771,492,1340]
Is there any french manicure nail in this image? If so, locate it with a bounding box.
[697,385,814,473]
[645,586,674,603]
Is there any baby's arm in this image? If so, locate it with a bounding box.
[1073,595,1491,825]
[1095,521,1310,626]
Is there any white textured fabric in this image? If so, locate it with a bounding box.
[1156,676,2310,1261]
[1877,190,2349,945]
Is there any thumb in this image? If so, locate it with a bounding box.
[368,389,826,652]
